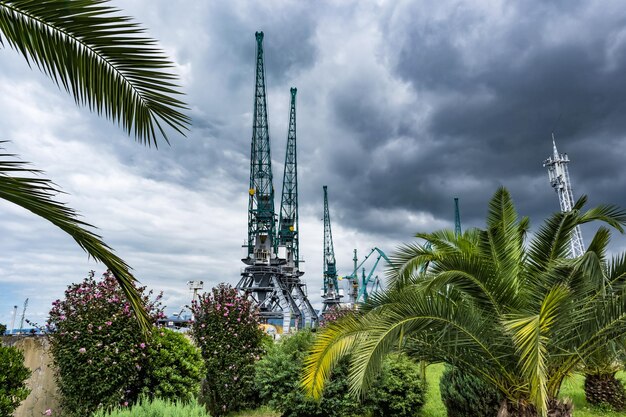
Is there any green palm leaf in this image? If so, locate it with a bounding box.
[0,0,190,146]
[0,147,150,331]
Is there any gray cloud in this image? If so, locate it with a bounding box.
[3,0,626,324]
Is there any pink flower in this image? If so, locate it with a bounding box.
[43,409,52,416]
[105,321,112,326]
[78,348,86,354]
[139,343,146,349]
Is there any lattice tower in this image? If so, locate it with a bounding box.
[543,134,585,257]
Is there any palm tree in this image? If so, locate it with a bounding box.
[0,0,190,329]
[580,253,626,410]
[303,187,626,417]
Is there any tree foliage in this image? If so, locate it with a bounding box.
[365,353,425,417]
[304,187,626,417]
[256,329,367,417]
[0,345,30,417]
[141,328,204,403]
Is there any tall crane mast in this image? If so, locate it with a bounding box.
[277,87,317,327]
[246,31,276,264]
[454,197,462,238]
[19,298,28,334]
[321,186,341,313]
[278,87,300,267]
[543,134,585,257]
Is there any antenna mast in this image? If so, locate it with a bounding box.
[543,134,585,257]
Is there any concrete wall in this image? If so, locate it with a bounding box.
[1,336,60,417]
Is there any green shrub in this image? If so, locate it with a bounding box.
[141,329,203,401]
[255,330,366,417]
[0,323,6,335]
[92,397,210,417]
[366,353,425,417]
[0,345,31,417]
[47,271,164,417]
[439,364,502,417]
[190,284,265,416]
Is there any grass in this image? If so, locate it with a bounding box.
[421,363,446,417]
[233,365,626,417]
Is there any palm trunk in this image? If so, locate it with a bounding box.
[584,372,626,410]
[497,398,573,417]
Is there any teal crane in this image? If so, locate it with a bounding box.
[454,197,462,237]
[344,247,392,304]
[321,185,341,313]
[278,88,299,267]
[277,87,318,327]
[246,31,276,264]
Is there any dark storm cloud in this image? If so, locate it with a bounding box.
[320,0,626,238]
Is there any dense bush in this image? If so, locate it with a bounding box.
[440,364,502,417]
[47,271,164,417]
[190,283,264,416]
[255,330,367,417]
[141,328,204,401]
[0,345,31,417]
[92,397,210,417]
[366,353,425,417]
[0,323,6,335]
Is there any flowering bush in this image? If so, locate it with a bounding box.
[320,305,355,326]
[48,271,164,417]
[0,345,31,417]
[190,283,264,416]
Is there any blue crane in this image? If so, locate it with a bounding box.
[343,247,392,303]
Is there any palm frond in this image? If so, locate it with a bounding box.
[0,0,190,146]
[578,204,626,233]
[302,314,361,400]
[0,148,150,331]
[504,285,570,417]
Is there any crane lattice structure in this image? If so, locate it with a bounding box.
[543,134,585,257]
[321,185,342,313]
[237,32,315,332]
[344,247,392,304]
[18,298,28,334]
[454,197,462,238]
[277,87,317,328]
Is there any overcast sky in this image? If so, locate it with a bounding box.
[3,0,626,327]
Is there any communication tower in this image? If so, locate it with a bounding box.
[543,134,585,257]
